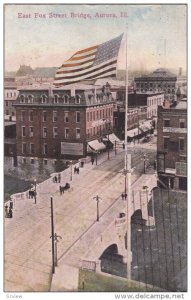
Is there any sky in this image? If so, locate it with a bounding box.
[4,3,187,73]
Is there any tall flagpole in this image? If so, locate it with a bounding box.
[125,22,132,283]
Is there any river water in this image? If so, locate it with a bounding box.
[4,175,33,202]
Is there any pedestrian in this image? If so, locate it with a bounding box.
[59,186,62,195]
[77,167,79,175]
[121,193,124,200]
[10,199,13,209]
[81,161,84,168]
[91,157,94,165]
[55,176,57,183]
[74,166,77,174]
[58,173,61,183]
[5,205,8,217]
[8,207,13,218]
[124,193,127,200]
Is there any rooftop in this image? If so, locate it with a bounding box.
[135,68,177,79]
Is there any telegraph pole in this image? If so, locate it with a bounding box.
[125,22,132,282]
[50,197,55,274]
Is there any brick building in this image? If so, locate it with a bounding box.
[134,68,177,102]
[4,77,18,119]
[157,99,187,190]
[13,83,114,166]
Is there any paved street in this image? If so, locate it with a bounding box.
[4,146,156,292]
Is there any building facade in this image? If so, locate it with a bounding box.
[13,83,114,166]
[157,100,187,190]
[4,77,18,119]
[134,68,177,102]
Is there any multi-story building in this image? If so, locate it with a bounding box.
[4,77,18,119]
[134,68,177,102]
[13,83,114,166]
[157,99,187,190]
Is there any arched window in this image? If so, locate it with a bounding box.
[75,94,81,104]
[20,94,25,103]
[28,94,34,103]
[54,94,59,104]
[41,94,47,104]
[63,94,69,104]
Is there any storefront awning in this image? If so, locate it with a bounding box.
[127,128,139,138]
[108,133,121,144]
[87,140,106,152]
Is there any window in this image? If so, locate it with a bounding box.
[164,119,170,127]
[28,95,34,103]
[29,126,34,137]
[96,111,99,120]
[63,94,69,104]
[43,144,48,155]
[87,129,90,138]
[76,111,80,123]
[20,94,25,103]
[21,111,25,121]
[87,112,89,122]
[6,101,8,107]
[43,127,47,138]
[30,158,35,164]
[43,111,47,122]
[44,159,48,165]
[12,112,15,116]
[22,158,26,164]
[30,143,35,155]
[54,94,59,104]
[41,94,47,103]
[65,128,69,139]
[64,111,69,123]
[29,110,34,122]
[53,127,58,138]
[90,112,92,121]
[163,137,169,150]
[76,128,80,139]
[93,111,95,121]
[22,143,26,154]
[179,119,185,128]
[53,111,57,122]
[22,126,26,137]
[76,94,81,104]
[179,138,185,151]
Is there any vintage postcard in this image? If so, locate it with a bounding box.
[3,1,188,297]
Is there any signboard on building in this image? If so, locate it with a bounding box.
[61,142,83,155]
[176,162,187,177]
[81,259,96,271]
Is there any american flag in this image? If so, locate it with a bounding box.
[54,34,123,86]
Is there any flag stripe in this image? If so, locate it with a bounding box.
[69,52,97,61]
[55,59,117,81]
[54,65,116,85]
[75,45,98,55]
[56,57,117,76]
[61,58,95,68]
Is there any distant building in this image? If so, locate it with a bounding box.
[134,68,177,102]
[13,83,114,166]
[157,99,187,190]
[33,67,57,83]
[4,77,18,119]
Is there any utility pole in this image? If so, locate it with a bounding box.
[34,179,37,204]
[50,197,55,274]
[70,160,72,181]
[93,195,101,222]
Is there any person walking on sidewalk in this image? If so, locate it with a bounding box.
[5,205,8,217]
[91,157,95,165]
[9,199,13,209]
[8,207,13,218]
[58,173,61,183]
[77,167,80,175]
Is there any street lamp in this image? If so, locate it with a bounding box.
[53,233,62,267]
[93,195,101,222]
[70,160,73,181]
[34,179,37,204]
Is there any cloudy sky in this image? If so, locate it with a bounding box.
[4,4,187,72]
